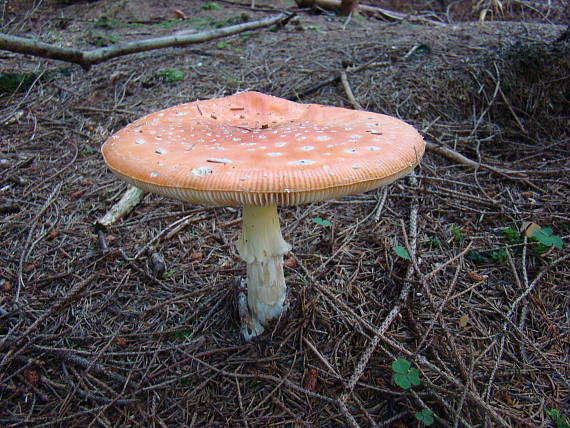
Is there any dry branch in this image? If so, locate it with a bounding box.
[0,13,292,70]
[339,72,526,179]
[424,140,527,178]
[96,185,145,229]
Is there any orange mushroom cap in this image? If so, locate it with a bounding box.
[101,91,424,206]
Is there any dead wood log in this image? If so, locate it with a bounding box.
[0,13,292,70]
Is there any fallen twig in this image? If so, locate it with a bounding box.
[96,185,145,229]
[16,182,62,302]
[425,140,528,178]
[288,58,388,100]
[337,171,420,424]
[340,69,363,110]
[339,70,533,182]
[0,13,293,70]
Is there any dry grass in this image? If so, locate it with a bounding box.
[1,1,568,426]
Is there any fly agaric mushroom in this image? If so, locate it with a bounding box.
[101,91,424,340]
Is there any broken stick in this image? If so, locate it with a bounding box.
[96,185,145,228]
[0,13,293,70]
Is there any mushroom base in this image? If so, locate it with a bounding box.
[236,205,291,340]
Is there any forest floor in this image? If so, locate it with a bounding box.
[0,0,569,427]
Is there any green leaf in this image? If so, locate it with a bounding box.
[409,367,421,386]
[216,42,227,49]
[416,409,435,425]
[391,358,411,373]
[312,217,332,227]
[392,358,421,390]
[393,373,411,389]
[532,227,563,250]
[392,246,410,260]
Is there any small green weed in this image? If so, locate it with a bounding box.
[189,16,242,30]
[88,33,119,47]
[466,250,486,264]
[239,31,253,40]
[503,227,523,245]
[423,236,442,249]
[214,16,242,28]
[415,409,435,426]
[156,69,185,83]
[449,225,464,245]
[391,358,420,390]
[162,269,175,280]
[547,408,569,428]
[489,248,507,262]
[216,42,227,49]
[202,2,222,10]
[93,16,121,29]
[172,330,191,341]
[312,218,332,227]
[154,19,180,29]
[468,225,563,264]
[80,148,98,156]
[93,16,142,29]
[392,246,410,260]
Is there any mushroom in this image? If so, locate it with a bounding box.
[101,91,424,340]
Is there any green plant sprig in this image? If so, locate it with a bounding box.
[391,358,420,390]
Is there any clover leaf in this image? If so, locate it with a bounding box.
[391,358,420,390]
[532,227,563,250]
[416,409,435,426]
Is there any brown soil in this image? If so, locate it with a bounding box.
[1,1,568,427]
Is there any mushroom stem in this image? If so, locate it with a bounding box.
[236,204,291,339]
